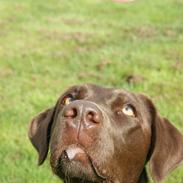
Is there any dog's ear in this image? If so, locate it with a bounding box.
[28,107,56,165]
[141,95,183,183]
[150,115,183,183]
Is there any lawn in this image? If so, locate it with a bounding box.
[0,0,183,182]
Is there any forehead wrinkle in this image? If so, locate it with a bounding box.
[113,89,125,94]
[83,84,94,99]
[107,89,135,106]
[105,91,120,106]
[122,90,139,103]
[113,89,132,97]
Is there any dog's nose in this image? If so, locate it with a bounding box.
[62,101,102,129]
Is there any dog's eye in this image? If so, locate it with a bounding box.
[63,96,74,105]
[122,104,135,117]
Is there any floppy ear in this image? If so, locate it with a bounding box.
[143,97,183,183]
[28,107,56,165]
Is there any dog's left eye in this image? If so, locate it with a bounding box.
[122,104,135,117]
[63,96,74,105]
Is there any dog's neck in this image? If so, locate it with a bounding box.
[64,178,97,183]
[63,169,148,183]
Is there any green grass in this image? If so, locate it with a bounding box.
[0,0,183,182]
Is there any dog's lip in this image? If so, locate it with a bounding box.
[89,157,108,180]
[62,145,107,180]
[64,146,89,166]
[65,146,85,160]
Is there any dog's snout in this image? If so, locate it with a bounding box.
[62,101,103,129]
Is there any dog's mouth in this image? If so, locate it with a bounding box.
[55,145,107,182]
[64,146,88,165]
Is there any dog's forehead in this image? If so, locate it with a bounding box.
[70,84,136,103]
[85,84,116,98]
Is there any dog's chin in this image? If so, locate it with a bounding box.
[54,145,105,182]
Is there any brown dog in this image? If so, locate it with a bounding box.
[28,84,183,183]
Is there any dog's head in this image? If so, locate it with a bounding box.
[28,84,183,183]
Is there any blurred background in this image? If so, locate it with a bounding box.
[0,0,183,182]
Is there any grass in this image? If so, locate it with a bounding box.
[0,0,183,182]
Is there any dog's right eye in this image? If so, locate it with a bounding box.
[122,104,136,117]
[63,95,74,105]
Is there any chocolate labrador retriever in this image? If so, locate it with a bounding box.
[28,84,183,183]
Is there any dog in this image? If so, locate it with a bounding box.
[28,84,183,183]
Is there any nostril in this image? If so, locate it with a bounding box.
[87,112,93,120]
[63,108,77,118]
[87,111,100,123]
